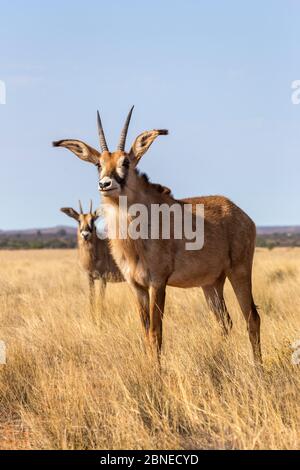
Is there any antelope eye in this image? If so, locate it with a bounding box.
[122,158,130,168]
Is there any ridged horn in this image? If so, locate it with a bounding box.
[79,200,83,214]
[97,111,109,152]
[89,200,93,214]
[117,106,134,151]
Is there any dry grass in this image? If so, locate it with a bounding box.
[0,247,299,450]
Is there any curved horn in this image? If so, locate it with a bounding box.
[97,111,109,152]
[89,200,93,214]
[117,106,134,151]
[79,200,83,214]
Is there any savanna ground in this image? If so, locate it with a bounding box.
[0,248,299,450]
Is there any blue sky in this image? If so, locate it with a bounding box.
[0,0,299,229]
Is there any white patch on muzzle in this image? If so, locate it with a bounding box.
[99,176,112,187]
[98,175,120,193]
[81,231,91,239]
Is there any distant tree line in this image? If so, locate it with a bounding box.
[0,238,77,249]
[256,233,300,249]
[0,230,77,250]
[0,230,299,250]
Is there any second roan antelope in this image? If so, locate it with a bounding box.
[60,200,123,304]
[54,109,262,364]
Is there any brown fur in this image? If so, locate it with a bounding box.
[54,126,262,364]
[60,208,123,304]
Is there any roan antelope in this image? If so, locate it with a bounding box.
[53,108,262,364]
[60,200,123,304]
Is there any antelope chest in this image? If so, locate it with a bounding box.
[79,248,94,272]
[111,241,149,287]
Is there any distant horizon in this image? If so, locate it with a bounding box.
[1,223,300,233]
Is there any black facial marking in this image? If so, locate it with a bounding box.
[114,158,130,187]
[123,157,130,169]
[114,171,127,187]
[81,224,92,233]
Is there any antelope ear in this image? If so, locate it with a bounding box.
[129,129,168,165]
[53,140,100,165]
[60,207,79,221]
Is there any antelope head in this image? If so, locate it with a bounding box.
[53,107,168,199]
[60,200,99,241]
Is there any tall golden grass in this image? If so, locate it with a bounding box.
[0,248,299,449]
